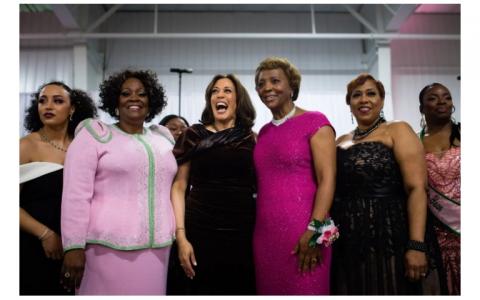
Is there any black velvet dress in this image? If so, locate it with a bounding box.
[330,142,445,295]
[167,124,256,295]
[20,167,72,295]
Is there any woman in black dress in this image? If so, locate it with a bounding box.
[20,81,96,295]
[330,74,444,295]
[167,74,257,295]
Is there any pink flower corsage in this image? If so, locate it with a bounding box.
[307,217,340,248]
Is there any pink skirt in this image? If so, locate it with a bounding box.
[78,244,171,295]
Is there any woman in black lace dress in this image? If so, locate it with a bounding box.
[167,74,257,295]
[330,73,444,295]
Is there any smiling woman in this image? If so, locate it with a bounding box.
[330,73,446,295]
[60,70,177,295]
[252,57,337,295]
[167,74,257,295]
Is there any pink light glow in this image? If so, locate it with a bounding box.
[415,4,460,14]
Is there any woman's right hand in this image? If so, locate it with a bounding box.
[41,231,63,260]
[60,249,85,292]
[177,239,197,279]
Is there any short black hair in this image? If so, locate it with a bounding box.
[418,82,447,111]
[24,81,97,137]
[201,74,256,129]
[419,82,460,147]
[99,69,167,122]
[159,114,189,127]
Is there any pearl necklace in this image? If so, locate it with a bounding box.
[39,132,68,152]
[272,106,296,126]
[352,117,386,141]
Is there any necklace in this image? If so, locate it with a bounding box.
[272,105,296,126]
[352,116,386,141]
[40,132,68,152]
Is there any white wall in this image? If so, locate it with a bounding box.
[391,13,460,132]
[19,10,460,137]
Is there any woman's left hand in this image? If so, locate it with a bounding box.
[404,250,428,281]
[292,230,322,274]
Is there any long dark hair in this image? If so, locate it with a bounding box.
[201,74,256,129]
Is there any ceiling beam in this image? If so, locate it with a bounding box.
[20,32,460,41]
[86,4,123,33]
[51,4,80,30]
[386,4,418,32]
[343,4,378,33]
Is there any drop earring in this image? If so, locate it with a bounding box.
[115,108,119,116]
[420,114,426,129]
[351,113,354,124]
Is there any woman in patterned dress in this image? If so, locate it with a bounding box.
[419,83,460,295]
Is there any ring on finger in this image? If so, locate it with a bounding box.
[311,258,317,264]
[64,272,71,278]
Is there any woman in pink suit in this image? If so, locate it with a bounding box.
[253,57,337,295]
[60,70,177,295]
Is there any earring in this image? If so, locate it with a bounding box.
[452,105,456,113]
[69,112,73,121]
[290,91,294,99]
[115,108,119,116]
[380,110,385,119]
[351,113,354,124]
[420,114,426,129]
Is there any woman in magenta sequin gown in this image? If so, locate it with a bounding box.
[252,57,336,295]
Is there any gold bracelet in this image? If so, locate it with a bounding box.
[38,228,50,240]
[175,227,185,232]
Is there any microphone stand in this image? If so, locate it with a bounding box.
[170,68,193,115]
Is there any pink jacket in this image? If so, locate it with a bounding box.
[61,119,177,251]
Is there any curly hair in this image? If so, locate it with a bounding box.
[201,74,256,129]
[159,114,190,127]
[24,81,97,137]
[254,56,302,101]
[345,73,385,105]
[99,69,167,122]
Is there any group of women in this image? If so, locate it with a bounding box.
[19,56,460,295]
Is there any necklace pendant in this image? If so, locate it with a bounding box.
[40,132,68,153]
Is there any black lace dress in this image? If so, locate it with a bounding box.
[167,124,256,295]
[331,142,441,295]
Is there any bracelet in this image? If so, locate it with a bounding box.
[175,227,185,232]
[307,217,340,248]
[38,228,51,240]
[406,240,428,253]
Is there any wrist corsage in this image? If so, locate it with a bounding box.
[307,217,339,248]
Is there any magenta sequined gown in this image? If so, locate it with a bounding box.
[253,111,333,295]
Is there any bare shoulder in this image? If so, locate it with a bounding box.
[335,132,352,146]
[385,120,415,137]
[20,133,39,164]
